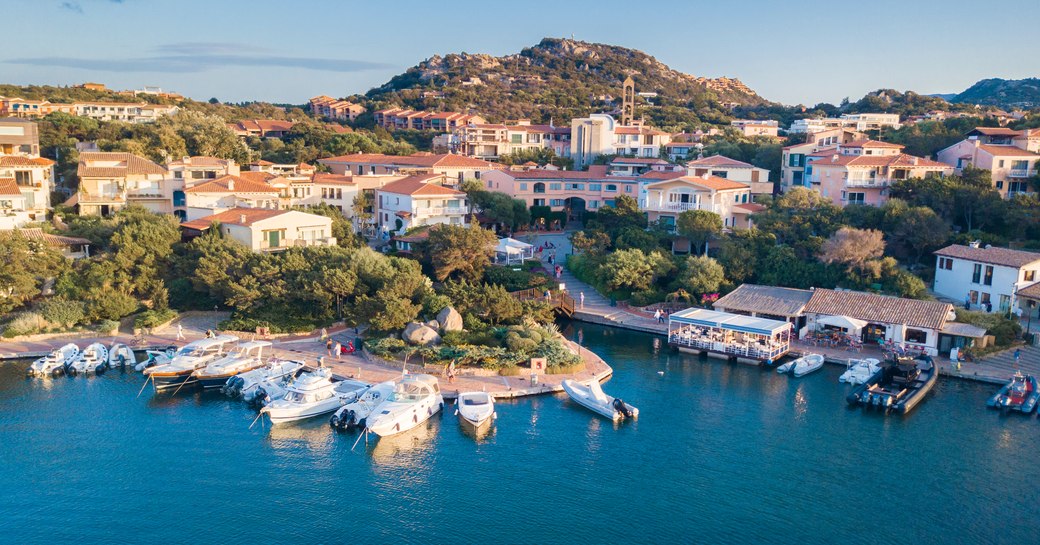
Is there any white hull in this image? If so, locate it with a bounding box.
[456,392,496,431]
[561,379,638,422]
[792,354,825,378]
[68,343,109,375]
[29,344,79,376]
[233,361,305,400]
[108,344,137,369]
[366,374,445,438]
[331,380,396,428]
[265,398,347,424]
[839,358,881,385]
[261,373,369,425]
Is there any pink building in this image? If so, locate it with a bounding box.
[936,127,1040,198]
[807,140,952,207]
[480,165,640,218]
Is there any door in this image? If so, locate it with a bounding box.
[267,230,280,249]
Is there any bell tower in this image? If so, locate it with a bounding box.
[621,76,635,126]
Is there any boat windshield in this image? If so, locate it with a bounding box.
[463,398,488,406]
[284,390,332,404]
[388,383,427,403]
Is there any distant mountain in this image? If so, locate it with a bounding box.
[952,78,1040,109]
[928,93,956,101]
[363,38,769,130]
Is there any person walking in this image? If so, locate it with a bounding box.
[320,327,328,342]
[333,341,342,361]
[1014,348,1021,368]
[326,338,334,356]
[654,309,662,323]
[544,289,551,302]
[447,360,456,384]
[176,323,185,341]
[579,291,585,309]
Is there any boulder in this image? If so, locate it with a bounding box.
[403,322,441,346]
[437,306,464,332]
[426,320,440,330]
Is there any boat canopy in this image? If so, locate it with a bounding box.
[816,314,868,332]
[235,340,273,350]
[669,308,791,336]
[184,335,240,351]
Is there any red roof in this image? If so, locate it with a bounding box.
[378,175,466,196]
[0,177,21,196]
[815,153,951,168]
[319,152,501,170]
[181,208,291,230]
[842,139,904,149]
[311,173,355,185]
[184,175,278,194]
[976,144,1039,158]
[647,175,749,192]
[77,152,167,177]
[968,127,1021,137]
[610,157,671,165]
[686,154,754,168]
[0,156,54,167]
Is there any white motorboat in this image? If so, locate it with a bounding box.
[28,343,79,377]
[791,353,826,378]
[67,343,109,375]
[224,359,305,402]
[135,346,175,372]
[108,343,137,369]
[455,391,496,432]
[561,379,638,422]
[193,340,271,389]
[776,360,796,374]
[260,367,370,424]
[366,374,444,437]
[144,335,239,391]
[839,358,882,385]
[329,380,396,430]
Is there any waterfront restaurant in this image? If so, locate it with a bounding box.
[667,308,792,363]
[712,284,813,332]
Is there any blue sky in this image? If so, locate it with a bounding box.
[4,0,1039,106]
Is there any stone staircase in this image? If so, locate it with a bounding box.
[981,345,1040,368]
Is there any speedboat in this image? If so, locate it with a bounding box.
[986,372,1040,414]
[839,358,882,385]
[847,355,937,415]
[455,391,496,432]
[135,346,175,372]
[223,359,305,402]
[366,374,444,437]
[775,360,796,374]
[260,367,370,424]
[330,380,396,431]
[108,343,137,369]
[144,335,238,392]
[67,343,109,375]
[194,340,271,389]
[791,353,825,378]
[28,343,79,377]
[561,379,638,422]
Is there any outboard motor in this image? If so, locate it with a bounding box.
[250,387,270,409]
[222,376,244,397]
[612,398,634,419]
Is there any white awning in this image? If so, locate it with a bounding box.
[816,314,868,332]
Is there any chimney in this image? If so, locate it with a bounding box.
[702,173,709,179]
[968,240,981,249]
[239,214,246,224]
[183,156,190,164]
[227,179,234,191]
[912,157,918,165]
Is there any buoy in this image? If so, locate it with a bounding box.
[657,371,664,376]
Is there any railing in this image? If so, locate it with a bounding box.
[640,200,718,213]
[668,332,789,360]
[1009,169,1037,178]
[126,189,164,199]
[845,178,888,188]
[511,288,575,317]
[421,207,467,216]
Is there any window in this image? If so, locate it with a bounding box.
[533,198,545,206]
[624,184,632,193]
[735,194,741,202]
[1026,270,1036,282]
[711,171,728,178]
[969,290,978,304]
[972,263,982,283]
[511,134,523,144]
[606,184,617,192]
[565,183,585,191]
[998,160,1004,168]
[589,183,602,191]
[981,292,991,305]
[519,183,528,191]
[605,199,615,207]
[550,199,564,206]
[174,171,183,179]
[742,193,748,203]
[589,200,599,209]
[996,181,1004,189]
[14,171,31,185]
[789,154,803,167]
[847,192,865,204]
[1000,294,1011,312]
[983,265,993,286]
[549,183,562,191]
[938,257,953,270]
[905,329,927,344]
[486,180,492,188]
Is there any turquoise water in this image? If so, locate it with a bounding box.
[1,324,1038,544]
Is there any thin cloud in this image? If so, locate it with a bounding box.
[58,1,83,13]
[4,42,391,74]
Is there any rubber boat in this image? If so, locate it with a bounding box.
[144,335,238,391]
[775,359,796,374]
[329,379,396,431]
[28,343,79,377]
[986,372,1039,414]
[561,379,638,422]
[791,353,825,378]
[223,359,305,403]
[135,346,175,372]
[455,391,496,432]
[108,343,137,369]
[260,367,370,424]
[67,343,109,376]
[193,340,271,390]
[846,355,937,414]
[366,374,444,437]
[839,358,882,385]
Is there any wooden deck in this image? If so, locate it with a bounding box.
[512,288,575,317]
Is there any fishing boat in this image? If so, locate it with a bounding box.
[839,358,882,385]
[329,380,396,431]
[366,374,444,437]
[260,367,370,424]
[66,343,109,376]
[455,391,496,432]
[775,359,796,374]
[193,340,271,389]
[791,353,826,378]
[561,379,638,422]
[134,346,175,372]
[986,372,1040,414]
[846,355,937,415]
[28,343,79,377]
[144,335,238,392]
[108,343,137,369]
[223,359,304,402]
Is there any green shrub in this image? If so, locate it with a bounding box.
[533,339,582,366]
[441,330,468,347]
[483,266,551,291]
[364,337,408,358]
[86,289,139,321]
[3,312,45,337]
[629,288,666,306]
[37,296,85,328]
[134,309,178,329]
[95,320,119,333]
[954,309,1022,347]
[546,361,587,374]
[498,364,522,376]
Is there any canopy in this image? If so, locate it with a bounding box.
[494,237,534,264]
[816,314,868,332]
[669,308,791,336]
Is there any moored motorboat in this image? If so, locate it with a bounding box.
[135,346,175,372]
[66,343,109,376]
[330,379,396,431]
[108,343,137,369]
[986,372,1039,414]
[144,335,238,392]
[28,343,79,377]
[366,374,444,437]
[455,391,496,432]
[223,359,305,402]
[846,355,937,414]
[194,340,271,389]
[775,360,796,374]
[260,367,370,424]
[839,358,882,385]
[791,353,825,378]
[561,379,638,422]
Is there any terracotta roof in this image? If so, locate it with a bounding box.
[239,171,276,183]
[320,152,500,170]
[638,171,685,181]
[934,244,1040,268]
[167,156,231,167]
[968,127,1021,136]
[251,160,275,166]
[647,175,748,192]
[733,203,767,214]
[394,229,431,243]
[184,175,278,194]
[803,289,952,330]
[379,175,466,197]
[0,177,21,196]
[1017,282,1040,299]
[0,156,54,167]
[714,284,813,317]
[807,147,840,158]
[610,157,671,165]
[842,139,904,149]
[976,144,1039,158]
[77,152,166,177]
[815,153,950,168]
[231,119,295,133]
[17,228,90,247]
[686,155,754,168]
[310,173,355,186]
[615,126,668,136]
[181,208,290,230]
[508,169,598,180]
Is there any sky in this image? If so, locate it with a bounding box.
[4,0,1039,106]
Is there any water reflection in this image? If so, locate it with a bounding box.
[266,418,336,455]
[367,417,440,470]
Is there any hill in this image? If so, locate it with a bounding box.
[363,37,769,130]
[953,78,1040,109]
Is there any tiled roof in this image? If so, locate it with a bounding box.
[311,173,355,185]
[0,177,21,196]
[714,284,813,317]
[17,228,90,247]
[231,119,295,132]
[77,152,167,177]
[167,156,231,167]
[638,171,685,181]
[610,157,671,165]
[814,153,950,168]
[842,139,904,149]
[508,169,598,180]
[181,208,290,230]
[239,171,276,183]
[647,175,748,192]
[803,288,952,330]
[968,127,1021,136]
[379,175,466,196]
[733,203,767,214]
[1017,282,1040,299]
[184,175,278,194]
[976,144,1039,158]
[940,321,988,338]
[686,154,754,168]
[0,156,54,167]
[615,126,668,136]
[934,244,1040,268]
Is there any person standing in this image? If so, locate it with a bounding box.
[1014,348,1021,368]
[176,323,185,341]
[326,338,334,356]
[579,291,585,309]
[320,327,328,342]
[333,341,342,361]
[654,309,662,323]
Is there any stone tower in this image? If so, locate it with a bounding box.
[621,76,635,126]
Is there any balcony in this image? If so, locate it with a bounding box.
[260,237,337,252]
[420,206,467,216]
[640,200,719,214]
[126,188,165,199]
[845,177,888,188]
[1009,169,1037,178]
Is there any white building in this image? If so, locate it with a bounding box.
[570,114,671,168]
[789,113,901,134]
[375,174,469,234]
[685,155,772,197]
[933,243,1040,313]
[182,175,280,221]
[181,208,335,252]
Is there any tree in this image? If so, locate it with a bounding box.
[890,206,950,266]
[717,229,776,284]
[677,255,725,295]
[676,209,723,255]
[753,187,842,257]
[294,202,362,248]
[108,206,182,298]
[352,191,374,235]
[570,229,611,255]
[0,233,68,313]
[420,224,498,282]
[37,296,85,328]
[588,194,644,237]
[819,227,887,280]
[595,249,674,292]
